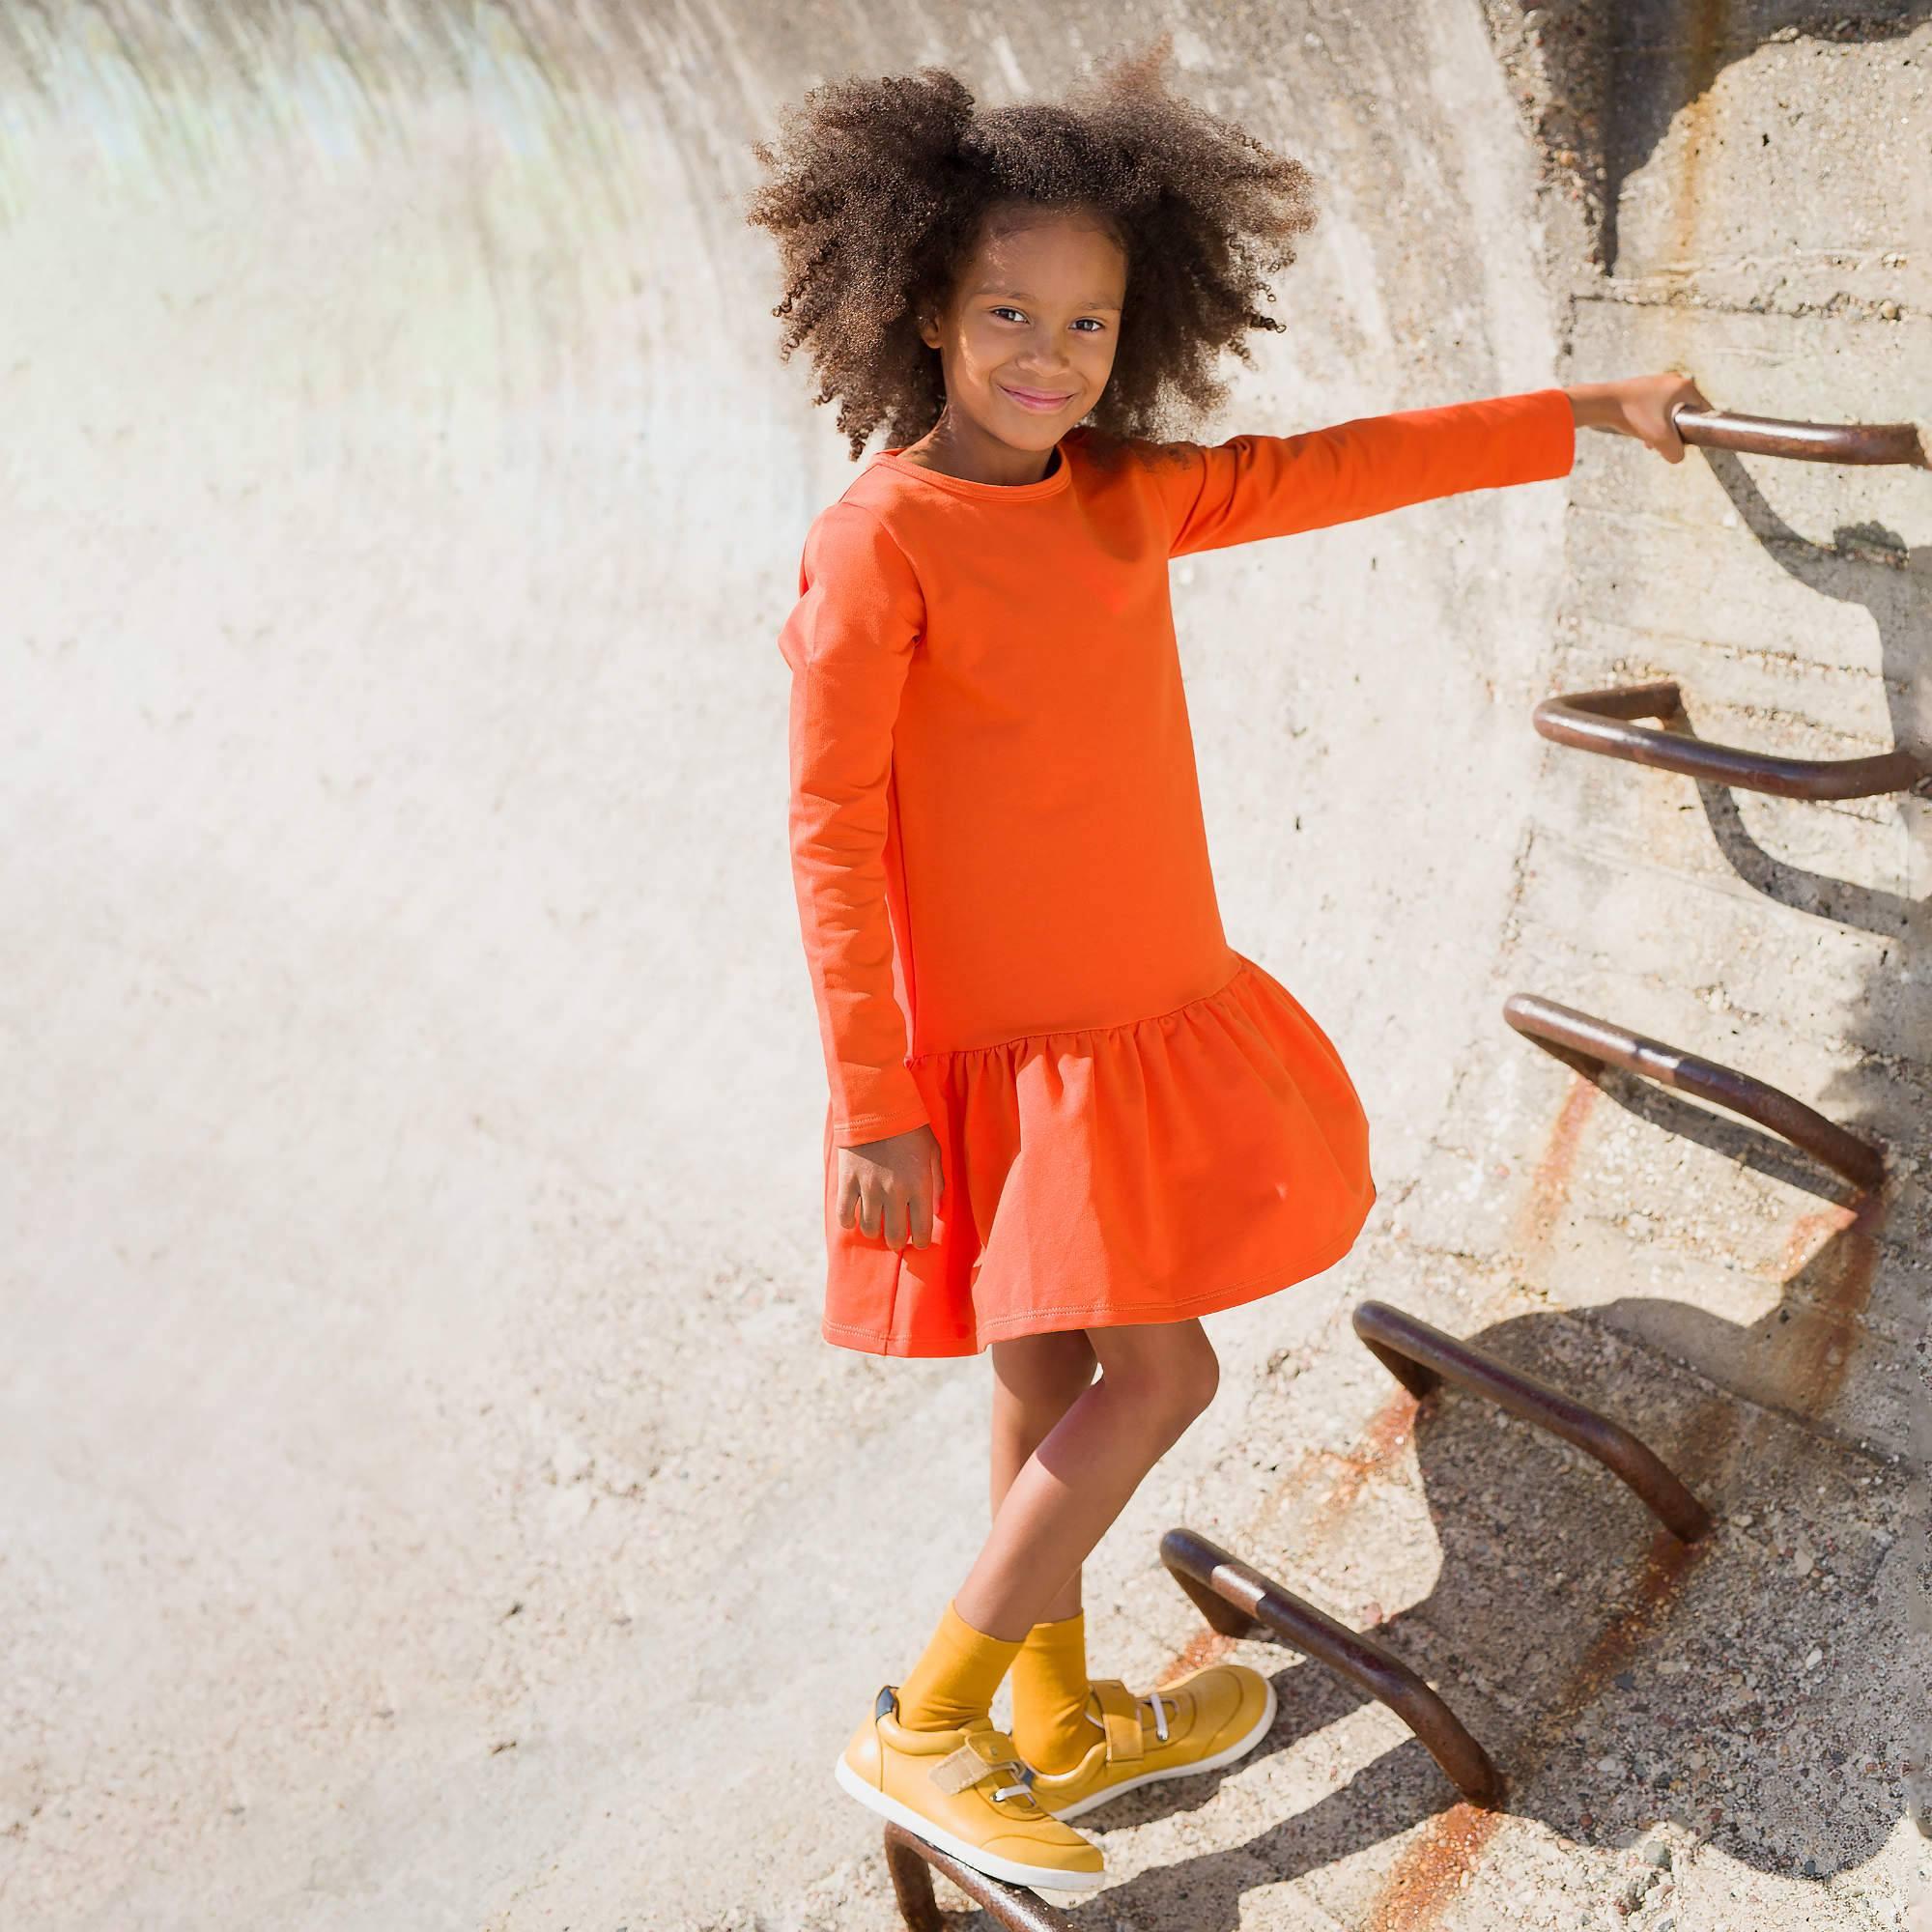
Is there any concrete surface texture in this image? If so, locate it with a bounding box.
[2,4,1925,1930]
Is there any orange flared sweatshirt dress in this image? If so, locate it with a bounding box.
[779,385,1577,1357]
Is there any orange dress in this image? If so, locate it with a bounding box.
[779,386,1576,1356]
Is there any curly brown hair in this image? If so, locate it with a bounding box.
[743,34,1319,473]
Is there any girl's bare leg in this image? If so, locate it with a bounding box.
[953,1318,1219,1641]
[988,1330,1099,1622]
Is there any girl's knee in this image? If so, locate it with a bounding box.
[1183,1340,1220,1417]
[1090,1321,1218,1431]
[1166,1337,1218,1426]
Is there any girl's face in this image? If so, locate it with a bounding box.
[918,205,1127,456]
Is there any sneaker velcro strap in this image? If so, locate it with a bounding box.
[1089,1678,1147,1763]
[928,1735,1021,1795]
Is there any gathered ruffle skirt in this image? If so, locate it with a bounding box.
[819,949,1376,1357]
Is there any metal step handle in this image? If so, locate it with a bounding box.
[1670,403,1927,467]
[1159,1525,1503,1804]
[1531,680,1929,801]
[1503,991,1885,1191]
[1351,1300,1713,1544]
[880,1819,1082,1931]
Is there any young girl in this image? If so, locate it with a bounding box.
[749,43,1704,1891]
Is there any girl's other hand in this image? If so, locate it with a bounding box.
[837,1122,946,1250]
[1566,370,1712,463]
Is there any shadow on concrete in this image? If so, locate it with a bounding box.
[1683,436,1932,1850]
[1576,1060,1861,1202]
[1687,443,1931,939]
[1601,4,1932,273]
[1497,4,1932,274]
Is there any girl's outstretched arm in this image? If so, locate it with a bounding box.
[1153,372,1707,558]
[778,500,929,1147]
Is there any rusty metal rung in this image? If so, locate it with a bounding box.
[1504,990,1885,1191]
[1350,1300,1714,1544]
[1531,679,1929,801]
[1158,1526,1503,1805]
[1671,403,1928,468]
[880,1819,1083,1931]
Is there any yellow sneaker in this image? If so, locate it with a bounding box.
[1019,1664,1277,1821]
[834,1686,1107,1891]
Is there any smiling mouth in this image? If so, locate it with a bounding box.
[1002,384,1073,409]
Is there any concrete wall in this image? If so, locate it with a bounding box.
[2,5,1923,1928]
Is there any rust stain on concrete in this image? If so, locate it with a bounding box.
[1777,1200,1860,1273]
[1758,1188,1887,1418]
[1156,1622,1237,1687]
[1304,1386,1424,1542]
[1359,1517,1711,1928]
[1513,1075,1600,1258]
[1236,1384,1426,1554]
[1152,1389,1422,1688]
[1558,1526,1707,1715]
[1669,0,1729,270]
[1363,1800,1509,1932]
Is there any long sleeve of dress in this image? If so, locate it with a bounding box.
[779,499,930,1147]
[1155,385,1576,557]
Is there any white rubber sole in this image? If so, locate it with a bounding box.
[1037,1672,1280,1821]
[832,1749,1106,1892]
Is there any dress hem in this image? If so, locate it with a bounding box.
[819,1189,1375,1358]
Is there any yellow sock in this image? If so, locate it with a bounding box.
[1009,1609,1094,1774]
[895,1599,1026,1733]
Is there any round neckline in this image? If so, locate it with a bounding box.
[874,432,1077,500]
